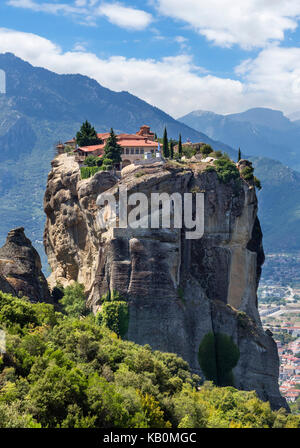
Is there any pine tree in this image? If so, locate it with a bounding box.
[238,148,241,162]
[103,128,122,166]
[76,121,102,147]
[162,127,169,158]
[178,134,182,156]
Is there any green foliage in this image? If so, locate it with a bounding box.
[177,287,185,304]
[178,134,182,155]
[200,144,213,156]
[0,291,59,335]
[103,128,122,165]
[80,166,102,179]
[162,127,169,158]
[205,166,216,173]
[182,145,197,159]
[241,163,262,190]
[64,145,73,154]
[76,121,102,147]
[139,391,171,428]
[238,148,241,162]
[59,283,87,318]
[254,176,262,190]
[100,301,129,338]
[84,155,100,167]
[213,150,223,158]
[0,291,298,428]
[0,293,300,428]
[241,165,254,180]
[101,158,114,171]
[198,332,240,387]
[51,283,64,303]
[170,140,174,159]
[213,158,240,183]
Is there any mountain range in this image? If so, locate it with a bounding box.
[0,52,299,266]
[179,108,300,172]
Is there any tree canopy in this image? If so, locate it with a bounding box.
[76,121,102,147]
[103,128,122,166]
[0,290,298,428]
[162,127,169,158]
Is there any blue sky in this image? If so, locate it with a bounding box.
[1,0,300,117]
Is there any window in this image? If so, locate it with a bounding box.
[140,149,144,154]
[126,148,130,154]
[131,148,134,154]
[135,148,139,154]
[121,148,124,154]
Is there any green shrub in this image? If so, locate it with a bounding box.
[198,333,218,384]
[182,146,196,159]
[240,164,262,190]
[213,150,223,158]
[51,284,64,303]
[213,158,240,183]
[100,301,129,338]
[134,171,145,178]
[101,158,114,171]
[80,166,101,179]
[198,332,240,386]
[0,291,298,428]
[200,144,213,156]
[84,155,99,167]
[205,166,216,173]
[59,283,87,318]
[241,165,254,181]
[254,176,262,190]
[64,145,73,154]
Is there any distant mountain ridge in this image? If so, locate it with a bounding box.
[179,107,300,172]
[0,52,237,152]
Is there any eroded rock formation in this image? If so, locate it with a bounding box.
[0,227,50,301]
[44,154,287,410]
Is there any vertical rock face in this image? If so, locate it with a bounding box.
[44,154,287,410]
[0,227,50,301]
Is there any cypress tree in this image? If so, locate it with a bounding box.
[238,148,241,162]
[178,134,182,156]
[103,128,122,166]
[170,140,174,159]
[162,127,169,158]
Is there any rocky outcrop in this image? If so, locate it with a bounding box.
[0,273,16,295]
[44,154,287,410]
[0,227,50,301]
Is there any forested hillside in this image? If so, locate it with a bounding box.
[0,289,299,428]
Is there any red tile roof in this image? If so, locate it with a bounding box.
[77,144,105,153]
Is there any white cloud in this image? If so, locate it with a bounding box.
[73,41,88,52]
[97,3,152,30]
[7,0,153,30]
[1,28,300,117]
[0,28,244,116]
[7,0,87,15]
[235,46,300,112]
[156,0,300,49]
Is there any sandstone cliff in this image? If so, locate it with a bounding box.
[44,154,287,410]
[0,227,50,301]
